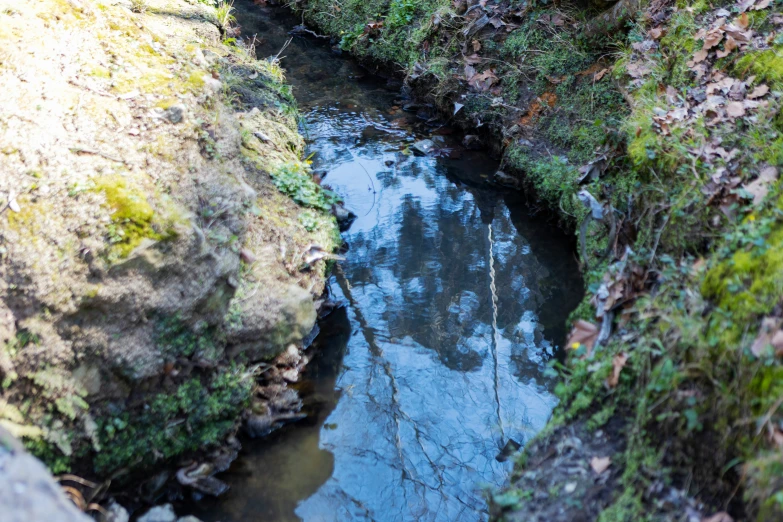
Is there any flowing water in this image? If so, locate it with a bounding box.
[185,3,583,521]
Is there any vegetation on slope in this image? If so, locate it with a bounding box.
[289,0,783,519]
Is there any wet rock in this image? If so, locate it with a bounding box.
[176,464,230,497]
[244,412,306,438]
[411,139,436,156]
[276,344,302,367]
[138,504,176,522]
[268,387,302,412]
[462,134,482,149]
[332,203,356,231]
[493,171,521,189]
[163,105,185,124]
[106,501,130,522]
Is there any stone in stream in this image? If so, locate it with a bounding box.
[411,139,436,156]
[332,202,357,231]
[493,170,521,189]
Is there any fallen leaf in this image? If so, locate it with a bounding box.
[751,317,781,356]
[472,39,481,52]
[737,0,755,12]
[566,320,599,352]
[464,53,483,65]
[745,166,779,206]
[626,62,652,78]
[649,27,663,39]
[590,456,611,474]
[607,353,628,388]
[593,68,609,81]
[701,512,734,522]
[454,102,465,115]
[772,330,783,356]
[748,84,769,99]
[702,30,724,50]
[751,0,771,10]
[464,64,477,81]
[716,35,738,58]
[726,101,745,117]
[736,13,750,29]
[688,49,709,67]
[468,69,498,91]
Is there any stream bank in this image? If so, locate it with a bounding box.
[180,3,583,521]
[0,0,340,516]
[278,0,783,520]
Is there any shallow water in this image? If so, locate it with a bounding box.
[186,3,583,521]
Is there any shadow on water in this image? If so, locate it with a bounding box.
[184,2,583,521]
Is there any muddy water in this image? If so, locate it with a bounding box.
[187,2,582,521]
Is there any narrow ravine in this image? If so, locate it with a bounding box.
[184,3,582,521]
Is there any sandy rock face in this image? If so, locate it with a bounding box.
[0,0,339,478]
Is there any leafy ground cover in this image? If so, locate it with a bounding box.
[288,0,783,519]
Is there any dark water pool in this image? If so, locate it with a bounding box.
[185,2,582,520]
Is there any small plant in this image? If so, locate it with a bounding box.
[130,0,148,14]
[270,162,340,212]
[214,0,235,33]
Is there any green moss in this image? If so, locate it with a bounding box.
[93,175,180,260]
[94,365,252,475]
[155,314,223,361]
[735,47,783,91]
[702,219,783,337]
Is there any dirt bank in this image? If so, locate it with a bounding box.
[285,0,783,519]
[0,0,340,508]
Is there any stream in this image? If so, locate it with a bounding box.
[185,2,583,521]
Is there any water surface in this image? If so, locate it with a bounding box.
[187,3,583,520]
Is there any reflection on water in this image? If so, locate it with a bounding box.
[187,2,582,521]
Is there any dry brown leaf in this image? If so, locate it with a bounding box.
[748,84,769,99]
[702,30,724,50]
[468,69,498,91]
[649,27,664,39]
[607,353,628,388]
[726,101,745,117]
[688,49,708,67]
[593,68,609,81]
[472,39,481,52]
[716,35,738,58]
[590,456,611,474]
[701,512,734,522]
[464,64,477,81]
[737,0,755,12]
[752,0,772,10]
[745,166,779,206]
[626,62,652,78]
[566,320,599,351]
[737,13,750,29]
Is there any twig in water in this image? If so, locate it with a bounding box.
[271,37,293,63]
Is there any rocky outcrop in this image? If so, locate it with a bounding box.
[0,0,339,483]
